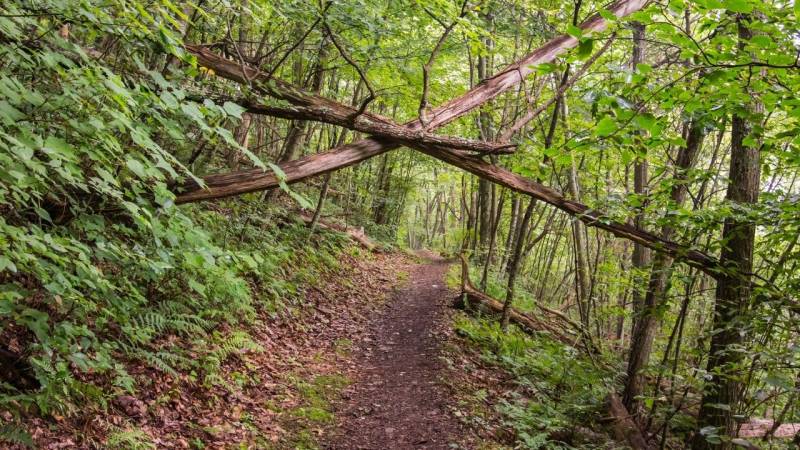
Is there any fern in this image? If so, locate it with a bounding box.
[0,424,33,448]
[106,426,155,450]
[199,331,263,386]
[119,344,181,377]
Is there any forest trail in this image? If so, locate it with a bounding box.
[325,253,463,449]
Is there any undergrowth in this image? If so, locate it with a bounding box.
[285,373,350,449]
[452,314,617,450]
[0,201,350,445]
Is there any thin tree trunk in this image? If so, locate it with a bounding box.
[481,188,506,290]
[308,173,332,230]
[502,198,535,329]
[623,120,705,411]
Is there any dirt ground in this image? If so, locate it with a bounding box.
[324,254,464,449]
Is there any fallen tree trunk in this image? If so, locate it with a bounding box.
[176,136,395,204]
[178,86,722,277]
[419,147,721,276]
[198,93,517,155]
[738,418,800,439]
[296,212,375,251]
[176,0,648,202]
[175,0,722,279]
[456,254,596,354]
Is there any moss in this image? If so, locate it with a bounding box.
[281,373,351,448]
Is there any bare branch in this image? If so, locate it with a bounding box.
[499,33,616,142]
[322,22,376,119]
[419,0,469,127]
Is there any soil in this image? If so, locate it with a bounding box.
[324,253,464,450]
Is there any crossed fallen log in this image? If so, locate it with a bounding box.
[173,0,730,279]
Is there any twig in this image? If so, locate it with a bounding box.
[419,0,469,128]
[323,22,376,119]
[265,2,332,81]
[499,33,617,142]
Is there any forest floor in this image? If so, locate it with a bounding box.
[19,246,499,449]
[323,251,465,449]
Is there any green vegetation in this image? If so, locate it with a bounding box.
[454,315,612,449]
[2,0,800,448]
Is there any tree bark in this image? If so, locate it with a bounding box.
[692,15,762,449]
[623,120,705,411]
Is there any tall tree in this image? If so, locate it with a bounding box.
[692,14,763,449]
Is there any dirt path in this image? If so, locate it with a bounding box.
[325,255,462,449]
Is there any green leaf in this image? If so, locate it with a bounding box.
[0,424,33,448]
[635,113,657,132]
[0,100,25,124]
[595,117,616,137]
[725,0,752,13]
[764,373,793,390]
[566,25,582,39]
[288,190,313,209]
[598,9,616,20]
[534,63,557,75]
[268,162,287,181]
[126,158,147,178]
[21,308,50,342]
[0,256,17,273]
[43,136,76,160]
[223,101,246,119]
[577,39,594,60]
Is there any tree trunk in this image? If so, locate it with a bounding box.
[481,189,506,290]
[499,195,520,274]
[629,21,651,332]
[623,120,705,411]
[502,198,535,329]
[692,15,762,449]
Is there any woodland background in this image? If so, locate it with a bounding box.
[1,0,799,448]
